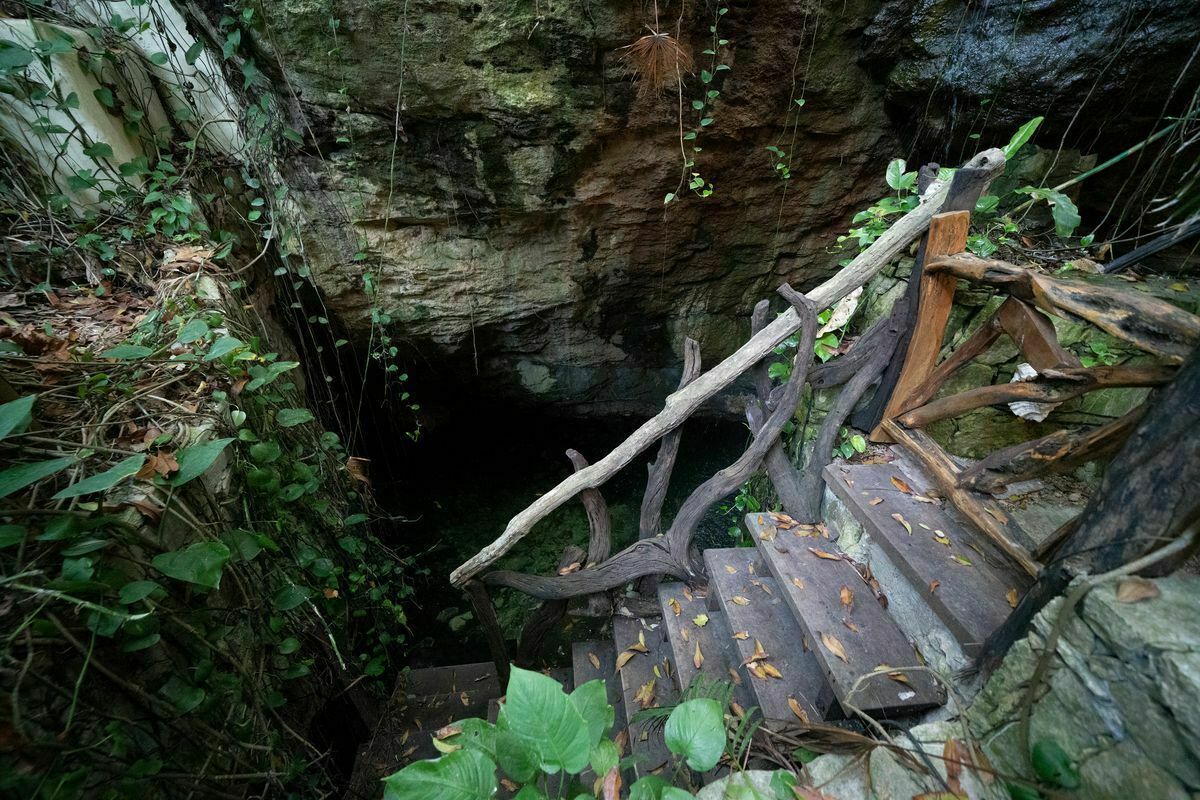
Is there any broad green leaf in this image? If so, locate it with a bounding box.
[495,726,538,783]
[0,524,27,548]
[570,679,613,745]
[1019,187,1081,237]
[629,775,670,800]
[61,537,109,556]
[52,454,145,499]
[205,334,244,361]
[185,40,204,65]
[171,437,234,486]
[119,580,163,604]
[100,344,154,359]
[175,318,209,343]
[664,698,725,771]
[0,395,35,440]
[1004,116,1043,160]
[276,408,314,427]
[502,665,590,774]
[152,541,231,589]
[448,718,498,763]
[159,676,205,713]
[272,584,312,610]
[661,789,692,800]
[885,158,907,190]
[0,456,76,500]
[512,787,548,800]
[0,40,35,71]
[248,441,282,464]
[589,738,619,778]
[382,747,497,800]
[122,633,161,652]
[1031,739,1080,789]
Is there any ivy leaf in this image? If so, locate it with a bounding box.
[1004,116,1043,160]
[0,41,35,71]
[184,40,204,65]
[100,344,154,359]
[0,395,35,440]
[885,158,907,190]
[0,456,76,500]
[83,141,114,159]
[119,580,164,604]
[382,747,497,800]
[501,665,591,774]
[93,87,115,108]
[159,676,205,713]
[171,437,234,486]
[1018,187,1081,237]
[175,318,209,343]
[276,408,314,427]
[51,454,145,499]
[569,679,613,745]
[152,541,231,589]
[664,698,725,771]
[272,584,313,610]
[0,524,27,548]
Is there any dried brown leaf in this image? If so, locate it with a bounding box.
[891,512,912,534]
[809,547,842,561]
[1116,577,1160,604]
[820,632,848,663]
[731,630,749,640]
[633,678,656,708]
[1006,588,1019,608]
[839,585,854,608]
[731,595,750,606]
[693,642,704,670]
[792,577,805,590]
[788,697,810,723]
[891,475,913,494]
[929,580,940,593]
[869,496,883,506]
[588,652,601,670]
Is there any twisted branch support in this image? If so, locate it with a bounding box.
[484,286,819,599]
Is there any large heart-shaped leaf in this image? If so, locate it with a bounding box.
[664,698,725,772]
[52,454,145,499]
[501,665,590,774]
[172,437,234,486]
[153,541,231,589]
[382,747,497,800]
[569,679,613,746]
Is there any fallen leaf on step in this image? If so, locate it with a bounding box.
[929,580,940,593]
[731,630,749,640]
[681,628,689,642]
[683,586,694,601]
[1006,588,1019,608]
[668,597,681,616]
[788,697,810,723]
[943,738,970,795]
[918,522,931,530]
[891,476,913,494]
[628,631,649,653]
[839,585,854,609]
[743,639,769,664]
[501,778,519,792]
[751,579,773,596]
[820,632,848,663]
[588,652,601,670]
[1116,577,1160,604]
[615,650,638,671]
[912,494,937,504]
[694,642,704,670]
[878,663,910,686]
[891,512,912,534]
[809,547,842,561]
[869,496,883,506]
[732,595,750,605]
[693,613,709,627]
[759,526,776,542]
[613,729,629,755]
[728,667,743,685]
[933,532,951,546]
[724,564,737,574]
[731,701,745,716]
[460,691,469,707]
[748,563,756,574]
[760,662,783,679]
[792,577,805,590]
[558,561,582,575]
[633,679,656,708]
[434,723,461,740]
[843,619,860,633]
[771,512,800,529]
[950,554,973,567]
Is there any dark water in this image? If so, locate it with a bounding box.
[373,404,750,667]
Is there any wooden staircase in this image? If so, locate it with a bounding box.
[346,448,1039,798]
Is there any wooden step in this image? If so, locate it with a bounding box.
[825,461,1031,656]
[704,547,835,724]
[745,512,944,718]
[613,616,678,778]
[656,582,754,711]
[572,640,627,738]
[405,661,500,698]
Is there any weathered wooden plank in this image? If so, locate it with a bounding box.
[745,512,944,715]
[925,253,1200,363]
[572,640,627,740]
[882,420,1041,576]
[995,298,1081,371]
[957,405,1147,494]
[705,547,835,724]
[897,365,1174,429]
[898,308,1004,414]
[451,149,1007,587]
[613,616,678,778]
[872,210,971,443]
[823,463,1029,656]
[657,583,754,711]
[406,662,501,698]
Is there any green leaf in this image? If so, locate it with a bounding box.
[0,524,27,548]
[152,542,231,589]
[248,441,281,464]
[1018,187,1081,237]
[0,456,76,500]
[495,726,538,783]
[0,40,35,71]
[850,434,867,453]
[512,787,547,800]
[62,537,110,556]
[83,141,114,159]
[589,738,619,778]
[382,747,497,800]
[276,408,314,427]
[0,395,35,440]
[52,454,145,499]
[148,51,169,65]
[1031,739,1080,789]
[159,676,205,713]
[279,637,300,654]
[100,344,154,359]
[175,318,209,343]
[569,679,613,745]
[185,40,204,65]
[885,158,907,190]
[202,335,242,359]
[94,87,115,108]
[122,633,161,652]
[501,665,591,774]
[629,776,670,800]
[272,584,312,611]
[171,437,234,486]
[119,580,163,604]
[664,698,725,771]
[1004,116,1043,160]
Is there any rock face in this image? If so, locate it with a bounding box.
[253,0,1199,413]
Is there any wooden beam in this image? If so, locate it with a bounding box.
[995,298,1081,371]
[898,307,1003,414]
[450,148,1009,586]
[958,404,1148,494]
[925,253,1200,363]
[897,365,1175,429]
[881,419,1041,576]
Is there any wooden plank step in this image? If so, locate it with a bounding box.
[572,640,627,737]
[704,547,835,724]
[405,661,500,698]
[657,582,754,711]
[824,460,1032,656]
[745,512,944,718]
[613,616,678,779]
